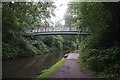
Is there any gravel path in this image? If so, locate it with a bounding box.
[67,53,79,59]
[50,53,93,78]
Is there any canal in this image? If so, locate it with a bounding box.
[2,53,62,78]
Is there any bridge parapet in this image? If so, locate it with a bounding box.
[23,27,91,36]
[25,27,78,33]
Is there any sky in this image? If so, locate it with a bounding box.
[51,0,69,26]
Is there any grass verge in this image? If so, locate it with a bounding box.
[36,58,66,79]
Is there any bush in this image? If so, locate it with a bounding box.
[79,36,120,78]
[2,36,40,59]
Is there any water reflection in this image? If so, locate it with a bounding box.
[2,53,61,78]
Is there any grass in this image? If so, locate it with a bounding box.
[36,58,66,79]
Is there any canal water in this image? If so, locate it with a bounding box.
[2,53,62,78]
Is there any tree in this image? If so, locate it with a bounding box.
[2,2,56,59]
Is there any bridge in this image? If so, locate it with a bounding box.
[23,27,91,36]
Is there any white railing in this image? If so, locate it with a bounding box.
[31,27,77,33]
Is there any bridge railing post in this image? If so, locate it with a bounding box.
[45,27,46,32]
[69,26,71,31]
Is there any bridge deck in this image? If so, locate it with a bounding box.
[23,31,91,37]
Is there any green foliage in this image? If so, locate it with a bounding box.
[79,39,120,77]
[74,2,110,33]
[43,36,62,51]
[41,35,77,53]
[69,2,120,78]
[63,40,76,52]
[2,2,78,59]
[2,2,55,59]
[62,35,77,53]
[2,36,39,59]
